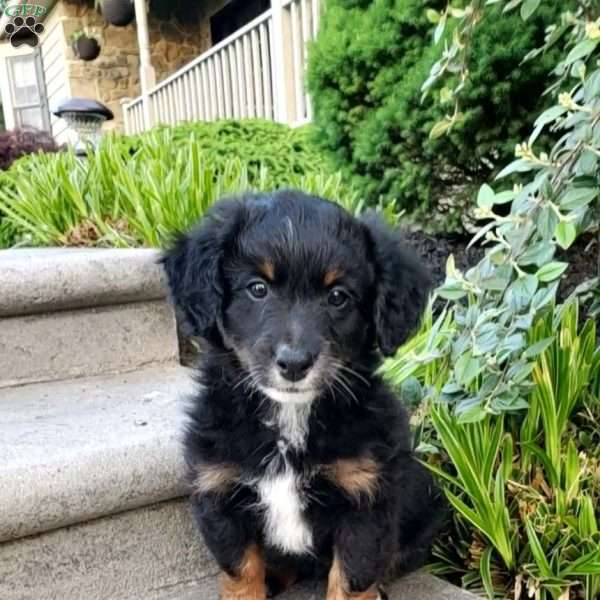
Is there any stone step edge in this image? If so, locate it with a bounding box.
[0,364,193,542]
[0,248,168,317]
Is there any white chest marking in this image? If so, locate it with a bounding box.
[257,466,313,555]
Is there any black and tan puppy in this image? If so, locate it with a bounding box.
[162,190,443,600]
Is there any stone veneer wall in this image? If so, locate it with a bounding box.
[60,1,212,131]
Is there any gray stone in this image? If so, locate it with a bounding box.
[0,300,179,388]
[0,499,218,600]
[0,365,194,542]
[0,248,167,318]
[163,570,479,600]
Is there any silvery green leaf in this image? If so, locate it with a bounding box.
[456,400,487,423]
[499,333,526,354]
[536,207,559,239]
[399,377,424,407]
[455,352,483,387]
[438,279,467,300]
[520,0,540,20]
[529,105,567,145]
[565,40,599,66]
[577,151,598,175]
[507,361,535,383]
[414,443,440,455]
[477,184,495,209]
[496,159,537,179]
[513,313,534,330]
[441,382,463,395]
[523,337,554,358]
[531,282,559,310]
[518,241,555,266]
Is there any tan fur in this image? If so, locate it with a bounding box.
[259,260,276,281]
[326,554,380,600]
[192,463,240,496]
[221,544,267,600]
[324,267,345,286]
[321,455,381,505]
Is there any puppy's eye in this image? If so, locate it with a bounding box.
[247,280,268,299]
[328,288,348,308]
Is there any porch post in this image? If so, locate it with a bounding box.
[133,0,156,130]
[270,0,295,124]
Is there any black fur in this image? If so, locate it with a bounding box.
[162,190,443,595]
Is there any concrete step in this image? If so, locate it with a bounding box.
[0,248,178,387]
[0,365,193,542]
[164,572,478,600]
[0,247,476,600]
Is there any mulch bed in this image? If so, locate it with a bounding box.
[404,231,598,301]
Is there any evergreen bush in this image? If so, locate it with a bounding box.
[307,0,564,232]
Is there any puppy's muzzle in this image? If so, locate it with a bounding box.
[275,344,316,382]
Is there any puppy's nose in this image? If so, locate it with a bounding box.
[275,345,314,382]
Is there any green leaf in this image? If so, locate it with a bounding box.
[430,117,452,139]
[455,352,482,387]
[433,12,447,45]
[477,184,495,209]
[524,337,554,358]
[566,40,599,66]
[426,8,440,23]
[438,280,467,300]
[480,546,496,600]
[520,0,540,20]
[560,188,598,211]
[496,159,537,179]
[518,241,555,267]
[555,221,577,249]
[525,520,553,578]
[537,262,568,282]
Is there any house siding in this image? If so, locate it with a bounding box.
[40,3,72,144]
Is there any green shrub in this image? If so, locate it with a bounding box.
[0,121,364,249]
[382,302,600,598]
[307,0,564,232]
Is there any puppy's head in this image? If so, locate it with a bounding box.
[162,191,430,405]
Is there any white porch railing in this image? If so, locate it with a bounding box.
[123,0,320,134]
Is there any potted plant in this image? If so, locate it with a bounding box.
[96,0,135,27]
[71,30,101,62]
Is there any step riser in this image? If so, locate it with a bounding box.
[0,300,178,388]
[0,499,218,600]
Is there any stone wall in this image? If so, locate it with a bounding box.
[60,1,212,131]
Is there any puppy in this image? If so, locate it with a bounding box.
[162,190,443,600]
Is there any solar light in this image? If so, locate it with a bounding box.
[53,98,114,156]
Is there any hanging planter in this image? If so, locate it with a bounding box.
[71,31,101,61]
[97,0,135,27]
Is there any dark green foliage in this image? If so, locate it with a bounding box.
[124,119,332,184]
[307,0,564,232]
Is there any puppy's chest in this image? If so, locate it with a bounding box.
[254,441,315,556]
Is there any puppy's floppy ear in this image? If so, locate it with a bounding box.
[160,199,244,341]
[362,213,432,357]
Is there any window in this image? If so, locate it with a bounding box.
[210,0,271,44]
[6,51,50,131]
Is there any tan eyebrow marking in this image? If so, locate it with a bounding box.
[258,260,276,282]
[324,267,345,287]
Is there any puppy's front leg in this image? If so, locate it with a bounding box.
[191,494,267,600]
[326,509,391,600]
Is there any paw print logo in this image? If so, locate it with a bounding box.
[4,16,45,48]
